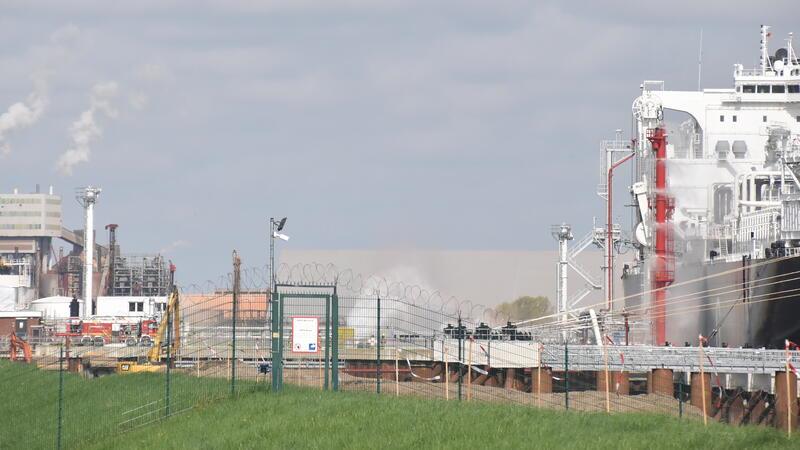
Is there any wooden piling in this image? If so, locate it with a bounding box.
[648,369,673,396]
[691,372,712,423]
[776,371,798,433]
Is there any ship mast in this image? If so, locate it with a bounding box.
[761,24,772,75]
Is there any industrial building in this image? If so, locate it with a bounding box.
[0,185,171,321]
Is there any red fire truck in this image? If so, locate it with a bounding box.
[55,317,160,346]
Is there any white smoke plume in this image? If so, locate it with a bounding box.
[0,76,48,157]
[56,81,119,175]
[0,24,81,157]
[159,240,190,254]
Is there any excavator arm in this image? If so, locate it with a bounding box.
[9,332,32,363]
[146,287,180,363]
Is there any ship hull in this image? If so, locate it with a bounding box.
[622,255,800,348]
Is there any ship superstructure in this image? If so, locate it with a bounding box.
[623,26,800,347]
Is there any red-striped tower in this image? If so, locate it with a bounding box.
[648,128,674,345]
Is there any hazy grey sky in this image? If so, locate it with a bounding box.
[2,1,798,287]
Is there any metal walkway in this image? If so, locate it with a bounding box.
[540,344,799,375]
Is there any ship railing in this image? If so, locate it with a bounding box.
[567,230,598,260]
[782,195,800,237]
[707,223,733,258]
[735,209,780,256]
[772,247,800,257]
[736,207,780,236]
[708,224,732,239]
[735,67,776,77]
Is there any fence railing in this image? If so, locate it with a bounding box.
[3,289,800,447]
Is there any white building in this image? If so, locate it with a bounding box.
[95,296,167,318]
[0,186,64,305]
[29,296,83,320]
[0,188,62,237]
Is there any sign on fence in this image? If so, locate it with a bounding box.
[291,316,319,353]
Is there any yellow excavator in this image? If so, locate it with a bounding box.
[117,287,180,373]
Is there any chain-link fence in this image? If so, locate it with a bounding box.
[3,263,800,448]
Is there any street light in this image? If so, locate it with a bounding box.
[269,217,289,292]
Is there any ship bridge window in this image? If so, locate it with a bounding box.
[772,85,786,93]
[758,85,770,93]
[743,85,756,93]
[719,115,725,122]
[790,85,800,93]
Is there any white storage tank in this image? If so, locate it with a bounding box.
[29,296,83,320]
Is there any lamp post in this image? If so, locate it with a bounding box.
[269,217,289,293]
[268,217,289,381]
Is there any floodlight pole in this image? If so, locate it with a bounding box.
[269,217,287,332]
[269,217,276,294]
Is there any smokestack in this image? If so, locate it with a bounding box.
[77,186,101,318]
[49,185,53,195]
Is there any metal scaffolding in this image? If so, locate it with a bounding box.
[111,254,169,296]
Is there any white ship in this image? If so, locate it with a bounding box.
[619,25,800,348]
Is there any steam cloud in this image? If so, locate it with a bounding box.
[0,24,81,157]
[159,240,190,254]
[56,81,119,175]
[0,76,48,157]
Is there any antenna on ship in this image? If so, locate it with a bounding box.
[760,24,772,75]
[697,28,703,91]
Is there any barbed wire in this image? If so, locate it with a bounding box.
[178,262,510,325]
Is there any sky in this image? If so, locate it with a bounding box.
[2,1,799,288]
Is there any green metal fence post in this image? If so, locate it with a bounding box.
[457,318,463,402]
[278,293,284,392]
[271,291,280,392]
[564,342,569,411]
[57,345,64,450]
[332,291,339,392]
[377,294,381,394]
[166,301,172,417]
[231,253,239,396]
[324,294,330,391]
[678,376,684,418]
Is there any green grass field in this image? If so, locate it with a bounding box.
[1,361,796,449]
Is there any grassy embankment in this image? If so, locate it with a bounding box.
[1,360,796,449]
